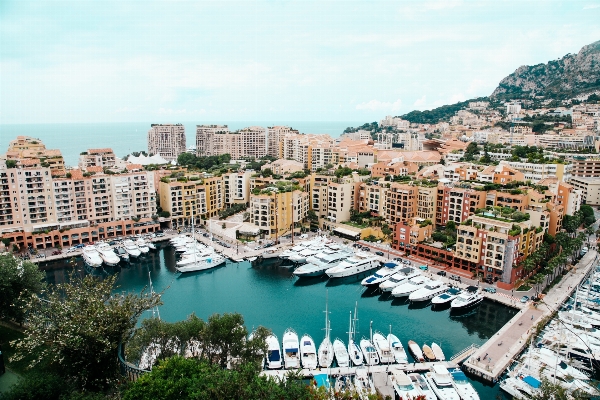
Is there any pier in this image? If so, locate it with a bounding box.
[462,249,598,382]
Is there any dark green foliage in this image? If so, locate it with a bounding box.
[0,255,45,323]
[334,166,353,178]
[177,153,233,171]
[219,203,247,220]
[343,122,379,133]
[463,142,479,162]
[401,97,489,124]
[5,160,17,168]
[0,372,68,400]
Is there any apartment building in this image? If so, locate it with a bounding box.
[196,125,268,160]
[569,177,600,206]
[223,170,252,206]
[355,181,387,216]
[310,175,332,219]
[325,177,355,223]
[435,185,486,227]
[147,124,186,162]
[195,125,229,156]
[571,157,600,178]
[249,190,309,237]
[416,186,437,221]
[267,126,298,158]
[393,219,433,253]
[261,159,304,175]
[6,136,66,176]
[502,160,572,183]
[385,183,418,225]
[370,160,418,178]
[78,148,117,171]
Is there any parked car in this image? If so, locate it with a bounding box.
[74,243,85,249]
[375,251,384,256]
[520,296,529,303]
[393,257,402,262]
[402,260,410,265]
[449,275,461,281]
[437,270,447,276]
[483,287,496,293]
[484,277,493,284]
[362,247,370,252]
[156,233,165,237]
[419,265,428,271]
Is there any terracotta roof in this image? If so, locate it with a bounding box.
[401,151,441,163]
[86,166,104,173]
[70,170,84,179]
[89,148,114,154]
[126,164,143,170]
[19,158,40,166]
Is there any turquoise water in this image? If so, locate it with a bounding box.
[42,244,514,398]
[0,121,364,167]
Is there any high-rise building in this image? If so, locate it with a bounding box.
[147,124,186,162]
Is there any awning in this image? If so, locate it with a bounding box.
[333,227,361,238]
[383,263,397,268]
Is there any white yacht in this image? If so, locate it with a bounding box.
[325,253,380,278]
[82,245,103,268]
[115,246,129,262]
[347,308,363,366]
[146,240,156,251]
[333,338,349,367]
[379,267,420,292]
[432,343,446,361]
[451,286,483,310]
[408,340,424,362]
[388,333,408,364]
[431,287,462,306]
[391,276,431,298]
[372,331,394,364]
[360,337,380,366]
[354,367,376,398]
[265,334,282,369]
[96,242,120,267]
[317,296,334,369]
[123,239,141,258]
[300,334,318,370]
[282,328,300,369]
[136,238,150,254]
[360,262,400,287]
[392,370,423,400]
[409,280,449,302]
[424,365,461,400]
[450,369,480,400]
[293,249,351,278]
[500,376,541,399]
[408,373,437,400]
[279,243,310,260]
[175,251,226,273]
[288,246,324,264]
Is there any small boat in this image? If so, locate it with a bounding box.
[388,333,408,364]
[123,239,141,258]
[333,338,349,367]
[348,306,363,366]
[450,368,480,400]
[115,246,129,262]
[300,334,318,370]
[409,280,448,302]
[293,249,351,278]
[265,334,282,369]
[431,287,461,306]
[392,370,423,400]
[451,286,483,310]
[422,344,436,361]
[317,296,334,368]
[424,365,460,400]
[361,262,399,287]
[408,373,437,400]
[379,267,420,292]
[408,340,424,362]
[136,238,150,254]
[282,328,300,369]
[391,276,431,297]
[146,240,156,251]
[96,242,120,266]
[500,376,541,399]
[372,331,395,364]
[432,343,445,361]
[81,245,103,268]
[354,366,376,398]
[360,337,380,366]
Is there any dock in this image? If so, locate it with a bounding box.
[462,249,598,382]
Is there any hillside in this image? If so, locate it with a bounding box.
[491,40,600,99]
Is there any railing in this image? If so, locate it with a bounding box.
[118,342,149,381]
[450,343,479,363]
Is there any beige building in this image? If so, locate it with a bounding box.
[223,170,252,206]
[196,125,268,160]
[78,148,117,171]
[385,183,418,225]
[249,189,309,237]
[262,159,304,175]
[147,124,186,162]
[569,177,600,206]
[572,157,600,178]
[325,177,355,224]
[6,136,66,176]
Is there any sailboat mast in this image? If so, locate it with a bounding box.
[348,310,352,345]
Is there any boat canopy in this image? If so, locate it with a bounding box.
[523,376,541,389]
[451,370,468,382]
[383,262,398,268]
[268,350,281,361]
[285,348,298,353]
[447,288,461,295]
[466,285,479,292]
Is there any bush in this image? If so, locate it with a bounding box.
[0,372,69,400]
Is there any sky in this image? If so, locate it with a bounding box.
[1,0,600,124]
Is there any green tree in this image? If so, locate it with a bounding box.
[0,254,45,323]
[307,209,318,223]
[12,273,162,391]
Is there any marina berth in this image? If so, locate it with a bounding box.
[391,276,431,298]
[325,253,380,278]
[450,369,480,400]
[265,334,282,369]
[282,328,300,369]
[408,373,437,400]
[379,267,420,292]
[123,239,141,258]
[360,337,380,365]
[407,340,424,362]
[424,365,461,400]
[372,331,394,364]
[431,343,445,361]
[300,334,318,370]
[409,280,448,302]
[332,338,349,367]
[387,333,408,364]
[450,286,483,310]
[360,262,400,287]
[431,287,462,306]
[96,242,120,267]
[391,370,423,400]
[81,245,103,268]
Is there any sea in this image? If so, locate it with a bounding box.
[0,121,365,167]
[41,245,514,399]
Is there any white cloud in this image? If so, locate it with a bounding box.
[413,96,427,108]
[355,99,403,112]
[583,4,600,9]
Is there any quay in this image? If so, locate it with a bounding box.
[462,249,599,383]
[260,360,459,379]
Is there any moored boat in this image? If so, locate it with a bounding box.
[409,280,448,302]
[391,276,431,298]
[451,286,483,310]
[360,262,400,287]
[379,267,420,292]
[360,337,380,365]
[372,331,395,364]
[392,370,423,400]
[333,338,349,367]
[282,328,300,369]
[265,334,282,369]
[424,365,460,400]
[96,242,120,267]
[432,343,445,361]
[123,239,141,258]
[300,334,318,370]
[431,287,461,306]
[82,245,103,268]
[450,368,480,400]
[422,344,436,361]
[388,333,408,364]
[325,253,380,278]
[408,340,424,362]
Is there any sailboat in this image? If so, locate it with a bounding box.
[318,292,334,368]
[348,303,363,366]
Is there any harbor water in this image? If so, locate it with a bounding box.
[42,243,516,398]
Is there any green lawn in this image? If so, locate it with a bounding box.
[516,284,532,292]
[343,221,368,229]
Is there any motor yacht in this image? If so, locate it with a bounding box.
[282,328,300,369]
[408,340,424,362]
[360,262,400,287]
[293,249,351,278]
[432,343,445,361]
[379,267,420,292]
[353,367,376,398]
[450,286,483,310]
[265,334,282,369]
[424,365,461,400]
[392,370,423,400]
[115,246,129,262]
[360,337,380,366]
[408,373,437,400]
[96,242,120,267]
[500,376,541,399]
[146,240,156,251]
[136,238,150,254]
[450,368,480,400]
[300,334,318,370]
[387,333,408,364]
[288,246,324,264]
[123,239,141,258]
[175,251,226,273]
[279,243,309,260]
[391,276,431,298]
[82,245,103,268]
[431,287,461,306]
[372,332,394,364]
[409,280,448,302]
[325,253,380,278]
[332,338,349,367]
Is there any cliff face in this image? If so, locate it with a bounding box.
[491,40,600,99]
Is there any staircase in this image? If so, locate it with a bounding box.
[450,344,479,364]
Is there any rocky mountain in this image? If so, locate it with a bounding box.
[492,40,600,99]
